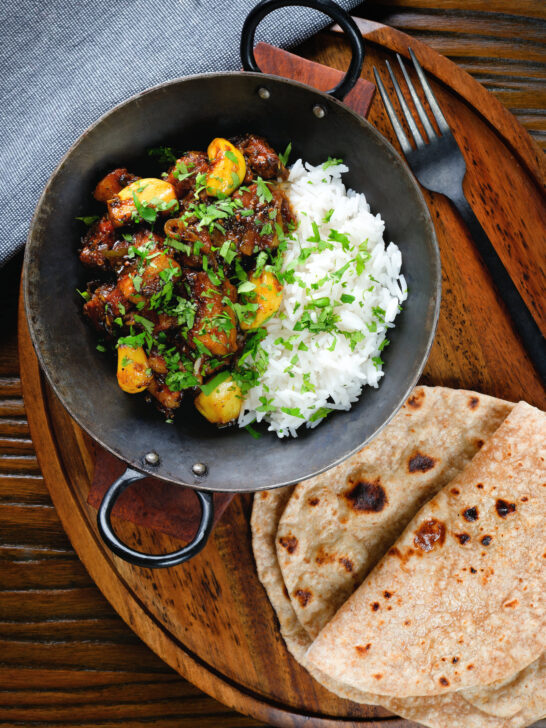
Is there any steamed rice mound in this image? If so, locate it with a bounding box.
[239,159,407,437]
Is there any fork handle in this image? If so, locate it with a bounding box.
[450,194,546,384]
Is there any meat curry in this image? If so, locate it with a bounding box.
[79,134,294,425]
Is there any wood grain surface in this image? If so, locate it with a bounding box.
[1,3,545,727]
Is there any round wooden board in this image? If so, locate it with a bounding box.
[20,21,545,728]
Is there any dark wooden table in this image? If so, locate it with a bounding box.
[1,2,544,725]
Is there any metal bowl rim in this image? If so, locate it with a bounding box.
[23,69,442,491]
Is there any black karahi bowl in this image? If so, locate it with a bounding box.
[24,0,441,567]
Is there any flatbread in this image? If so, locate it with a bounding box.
[461,653,546,719]
[306,401,546,698]
[379,687,546,728]
[251,472,546,726]
[251,485,383,704]
[276,386,514,640]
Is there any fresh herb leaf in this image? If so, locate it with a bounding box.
[200,370,231,396]
[280,406,305,419]
[245,423,262,439]
[309,407,331,422]
[238,281,256,294]
[322,157,343,170]
[328,229,351,252]
[76,215,99,226]
[147,146,178,164]
[279,142,292,166]
[256,177,273,203]
[133,314,154,334]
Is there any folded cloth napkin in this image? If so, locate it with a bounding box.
[0,0,360,268]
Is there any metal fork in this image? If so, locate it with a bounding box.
[373,50,545,383]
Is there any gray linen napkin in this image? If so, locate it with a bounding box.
[0,0,361,267]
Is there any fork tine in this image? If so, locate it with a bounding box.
[396,54,436,141]
[385,60,425,148]
[408,47,450,134]
[373,67,412,156]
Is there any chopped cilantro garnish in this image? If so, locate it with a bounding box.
[256,177,273,203]
[219,240,237,264]
[328,229,351,252]
[331,261,350,281]
[75,215,99,226]
[245,423,262,439]
[309,407,332,422]
[166,237,192,255]
[280,406,305,419]
[311,297,330,308]
[133,314,154,334]
[372,306,386,322]
[200,370,231,396]
[279,142,292,166]
[147,145,178,164]
[131,190,157,225]
[238,280,256,294]
[340,293,355,304]
[322,157,343,170]
[323,208,334,223]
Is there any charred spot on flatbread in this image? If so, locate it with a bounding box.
[355,643,371,654]
[414,519,446,552]
[308,497,320,506]
[455,533,470,545]
[279,535,298,553]
[339,557,354,572]
[481,535,492,546]
[315,546,335,565]
[469,396,479,409]
[294,588,312,607]
[408,452,436,473]
[344,476,387,513]
[463,507,479,521]
[439,676,450,686]
[496,499,516,517]
[371,601,380,611]
[407,389,425,408]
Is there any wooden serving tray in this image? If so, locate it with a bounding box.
[20,21,545,728]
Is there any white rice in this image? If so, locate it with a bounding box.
[238,159,407,438]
